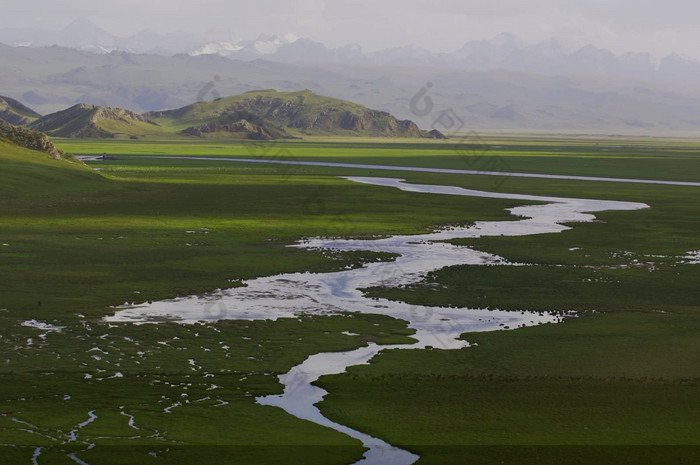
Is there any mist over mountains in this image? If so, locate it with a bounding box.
[191,33,700,85]
[3,21,700,84]
[0,20,209,55]
[2,21,700,134]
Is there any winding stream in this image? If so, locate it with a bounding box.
[107,177,648,464]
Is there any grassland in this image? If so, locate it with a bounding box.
[57,134,700,182]
[0,137,526,463]
[1,147,524,322]
[2,135,699,464]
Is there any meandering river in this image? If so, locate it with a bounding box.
[107,177,648,464]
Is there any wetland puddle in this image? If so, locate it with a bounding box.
[107,177,648,464]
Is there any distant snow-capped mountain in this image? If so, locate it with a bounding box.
[191,35,366,65]
[117,30,208,55]
[1,22,698,83]
[188,32,698,84]
[190,41,244,57]
[192,34,300,59]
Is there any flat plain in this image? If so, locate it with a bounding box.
[1,135,699,464]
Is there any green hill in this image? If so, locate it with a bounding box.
[22,90,444,140]
[0,121,97,199]
[0,119,63,159]
[0,96,42,125]
[29,103,161,139]
[147,89,446,139]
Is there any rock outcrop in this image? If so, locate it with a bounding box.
[0,120,64,159]
[180,119,297,140]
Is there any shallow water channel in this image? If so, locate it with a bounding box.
[107,177,648,464]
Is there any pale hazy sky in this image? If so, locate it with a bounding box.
[2,0,699,58]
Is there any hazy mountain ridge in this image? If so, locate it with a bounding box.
[2,43,700,134]
[3,22,698,84]
[230,33,700,84]
[0,19,208,55]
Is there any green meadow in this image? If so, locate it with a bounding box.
[1,135,699,463]
[58,134,700,182]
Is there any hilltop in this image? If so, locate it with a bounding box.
[0,96,42,125]
[147,90,446,139]
[29,103,159,138]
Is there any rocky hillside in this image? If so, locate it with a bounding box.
[148,90,446,139]
[29,103,158,138]
[0,119,64,159]
[16,90,445,140]
[180,119,298,140]
[0,96,42,125]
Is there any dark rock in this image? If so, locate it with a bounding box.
[427,129,447,139]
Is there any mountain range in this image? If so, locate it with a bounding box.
[1,90,445,140]
[208,33,700,85]
[0,20,209,55]
[2,22,699,84]
[2,40,700,134]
